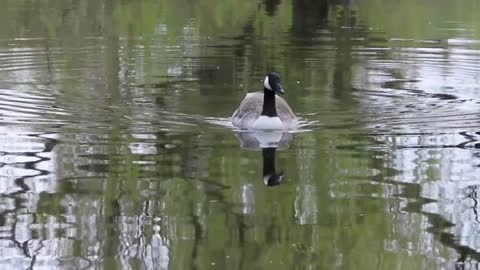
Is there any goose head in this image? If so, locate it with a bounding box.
[264,72,285,94]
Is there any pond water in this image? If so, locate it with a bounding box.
[1,0,480,269]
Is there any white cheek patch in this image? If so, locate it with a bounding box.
[264,76,272,90]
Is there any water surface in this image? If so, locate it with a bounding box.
[1,0,480,269]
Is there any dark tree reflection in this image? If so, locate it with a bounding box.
[291,0,329,37]
[264,0,282,17]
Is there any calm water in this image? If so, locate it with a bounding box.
[1,0,480,269]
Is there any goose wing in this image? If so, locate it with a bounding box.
[231,92,263,128]
[275,95,297,123]
[232,92,263,118]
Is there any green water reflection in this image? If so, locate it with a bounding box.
[0,0,480,269]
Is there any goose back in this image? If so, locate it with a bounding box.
[232,92,297,129]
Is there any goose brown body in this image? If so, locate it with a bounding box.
[231,92,297,130]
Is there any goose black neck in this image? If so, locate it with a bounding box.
[261,89,277,117]
[262,147,276,176]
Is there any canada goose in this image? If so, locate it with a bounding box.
[232,73,298,130]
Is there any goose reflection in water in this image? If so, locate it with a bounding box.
[234,131,293,186]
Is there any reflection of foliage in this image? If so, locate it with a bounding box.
[354,0,480,39]
[112,0,260,40]
[1,0,479,40]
